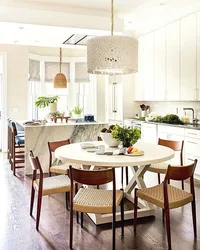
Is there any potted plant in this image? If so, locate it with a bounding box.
[100,125,120,147]
[72,106,83,119]
[112,124,141,148]
[35,96,59,113]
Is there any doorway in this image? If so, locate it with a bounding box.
[0,53,7,152]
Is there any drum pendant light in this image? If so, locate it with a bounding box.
[54,48,67,88]
[87,0,138,75]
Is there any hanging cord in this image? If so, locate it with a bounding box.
[59,47,62,73]
[111,0,114,35]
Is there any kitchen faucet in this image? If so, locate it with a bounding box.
[183,108,199,125]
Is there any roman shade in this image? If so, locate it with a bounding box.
[45,62,70,82]
[29,59,40,81]
[75,62,89,83]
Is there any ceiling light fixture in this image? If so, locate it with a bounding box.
[54,48,67,88]
[87,0,138,75]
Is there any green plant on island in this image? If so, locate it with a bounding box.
[51,111,64,117]
[72,106,83,115]
[35,96,60,108]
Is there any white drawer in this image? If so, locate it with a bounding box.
[185,154,200,176]
[158,125,184,136]
[185,129,200,139]
[184,137,200,157]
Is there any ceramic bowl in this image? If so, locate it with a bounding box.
[100,132,121,147]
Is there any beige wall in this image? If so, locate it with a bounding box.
[0,44,29,120]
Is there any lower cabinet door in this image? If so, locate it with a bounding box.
[185,154,200,176]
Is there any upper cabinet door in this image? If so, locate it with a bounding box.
[180,13,197,101]
[154,28,166,100]
[196,12,200,99]
[166,21,180,101]
[143,33,154,101]
[135,36,145,101]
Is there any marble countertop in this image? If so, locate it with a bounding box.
[17,121,108,128]
[129,119,200,130]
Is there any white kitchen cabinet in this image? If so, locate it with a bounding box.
[141,123,157,144]
[143,33,154,101]
[180,13,197,101]
[135,36,145,101]
[196,11,200,98]
[154,28,166,101]
[184,128,200,176]
[166,21,180,101]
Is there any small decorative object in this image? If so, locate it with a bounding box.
[72,107,83,119]
[100,125,120,147]
[112,124,141,148]
[87,0,138,75]
[54,48,67,88]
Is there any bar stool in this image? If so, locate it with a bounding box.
[10,121,25,175]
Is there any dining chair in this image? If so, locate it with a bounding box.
[147,138,184,189]
[69,166,124,250]
[10,121,25,175]
[29,151,71,231]
[98,136,129,187]
[48,138,71,177]
[134,160,197,250]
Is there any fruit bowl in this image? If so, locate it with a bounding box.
[100,132,121,147]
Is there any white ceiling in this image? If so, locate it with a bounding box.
[0,0,200,46]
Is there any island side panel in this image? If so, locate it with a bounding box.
[25,124,106,175]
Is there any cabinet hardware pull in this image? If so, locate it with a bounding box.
[188,158,194,161]
[187,141,197,144]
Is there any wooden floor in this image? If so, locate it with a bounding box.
[1,153,200,250]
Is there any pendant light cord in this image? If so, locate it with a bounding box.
[59,47,62,73]
[111,0,114,35]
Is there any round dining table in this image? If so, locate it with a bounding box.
[55,141,174,225]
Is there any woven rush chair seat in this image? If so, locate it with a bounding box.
[148,162,170,174]
[50,163,81,175]
[73,188,123,214]
[34,174,71,196]
[137,183,193,209]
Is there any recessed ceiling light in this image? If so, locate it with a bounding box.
[14,40,18,43]
[19,27,24,30]
[128,21,132,24]
[34,40,39,43]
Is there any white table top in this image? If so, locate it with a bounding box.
[55,141,174,167]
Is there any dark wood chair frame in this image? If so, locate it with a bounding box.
[47,138,71,177]
[69,166,124,250]
[157,138,184,189]
[29,151,71,231]
[134,160,197,250]
[48,139,71,210]
[97,136,129,187]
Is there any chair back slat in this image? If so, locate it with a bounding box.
[164,160,197,181]
[11,121,17,136]
[48,139,70,152]
[158,138,184,151]
[29,151,42,172]
[69,167,113,185]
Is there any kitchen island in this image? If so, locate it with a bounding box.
[18,122,108,175]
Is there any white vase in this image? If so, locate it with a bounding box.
[49,103,57,113]
[73,113,81,119]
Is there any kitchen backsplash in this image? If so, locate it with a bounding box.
[134,101,200,123]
